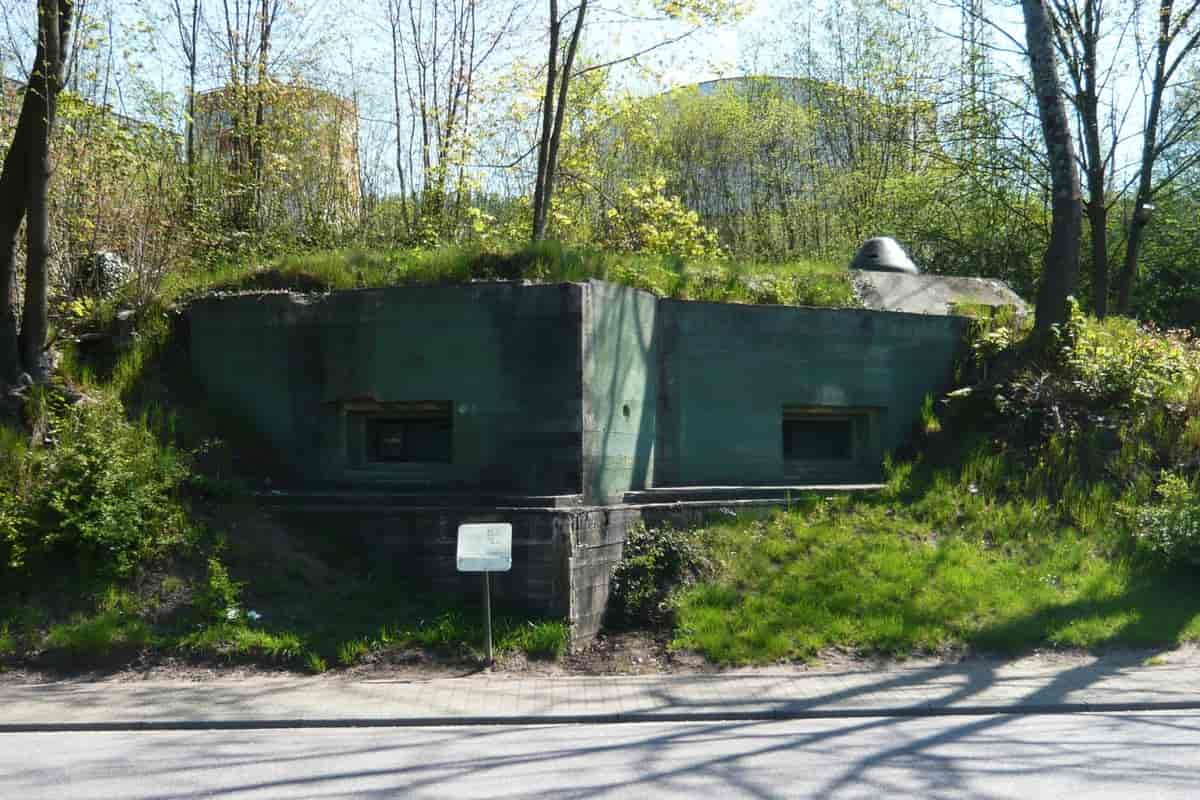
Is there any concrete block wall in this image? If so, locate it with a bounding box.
[189,284,585,493]
[261,499,643,641]
[654,300,969,485]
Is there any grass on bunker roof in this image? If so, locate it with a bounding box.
[168,242,859,310]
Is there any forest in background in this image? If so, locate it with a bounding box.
[1,0,1199,329]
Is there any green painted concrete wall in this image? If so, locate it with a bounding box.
[188,281,967,498]
[189,284,585,492]
[581,281,659,503]
[654,300,968,485]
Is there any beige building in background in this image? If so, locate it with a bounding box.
[193,82,361,226]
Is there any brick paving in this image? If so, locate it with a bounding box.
[4,648,1200,729]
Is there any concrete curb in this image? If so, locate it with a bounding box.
[7,700,1200,732]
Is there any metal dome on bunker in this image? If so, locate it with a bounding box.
[851,236,919,274]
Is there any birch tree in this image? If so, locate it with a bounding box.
[1022,0,1083,332]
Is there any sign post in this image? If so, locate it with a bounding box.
[456,523,512,665]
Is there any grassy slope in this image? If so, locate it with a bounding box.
[671,313,1200,664]
[674,486,1198,664]
[5,243,851,673]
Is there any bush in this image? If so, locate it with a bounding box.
[607,522,713,629]
[1136,472,1200,566]
[0,392,195,586]
[599,178,722,258]
[193,557,243,624]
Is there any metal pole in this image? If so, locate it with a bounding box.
[483,571,493,664]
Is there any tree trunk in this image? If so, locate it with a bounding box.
[19,0,68,382]
[1116,196,1150,314]
[1115,0,1173,315]
[531,0,561,242]
[538,0,586,241]
[1023,0,1082,333]
[1087,192,1107,316]
[1,0,71,385]
[252,0,272,230]
[389,3,410,231]
[0,97,32,385]
[185,0,199,213]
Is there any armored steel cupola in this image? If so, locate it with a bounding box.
[851,237,918,274]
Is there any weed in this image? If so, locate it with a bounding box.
[177,624,305,664]
[193,557,243,624]
[336,638,371,666]
[509,621,570,660]
[44,611,155,659]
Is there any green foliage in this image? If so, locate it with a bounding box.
[336,637,371,666]
[171,245,858,309]
[957,302,1029,369]
[599,178,722,257]
[607,522,715,629]
[43,589,155,661]
[921,393,942,435]
[1135,472,1200,566]
[0,392,195,586]
[672,492,1200,664]
[177,624,306,665]
[44,611,155,660]
[193,557,244,625]
[0,624,16,659]
[510,621,570,660]
[1062,309,1198,409]
[978,305,1200,495]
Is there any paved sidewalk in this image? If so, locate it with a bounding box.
[4,649,1200,730]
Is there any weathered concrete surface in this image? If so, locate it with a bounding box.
[654,300,968,486]
[189,281,969,499]
[189,284,584,494]
[854,270,1028,316]
[581,281,659,503]
[257,493,643,641]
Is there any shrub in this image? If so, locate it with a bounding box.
[193,557,243,624]
[599,178,722,258]
[0,392,195,586]
[1136,472,1200,566]
[607,522,714,629]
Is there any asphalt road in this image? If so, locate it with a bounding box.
[4,712,1200,798]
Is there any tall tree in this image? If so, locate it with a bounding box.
[1115,0,1200,314]
[530,0,585,242]
[170,0,202,210]
[529,0,738,243]
[1023,0,1083,332]
[386,0,519,233]
[1048,0,1130,318]
[0,0,73,385]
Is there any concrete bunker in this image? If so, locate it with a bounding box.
[187,279,991,639]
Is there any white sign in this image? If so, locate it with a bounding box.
[456,523,512,572]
